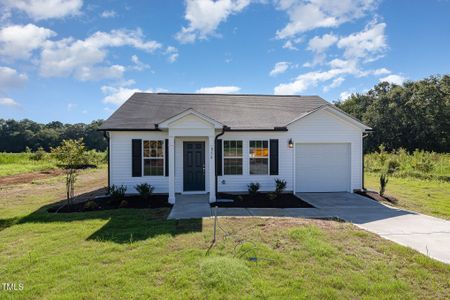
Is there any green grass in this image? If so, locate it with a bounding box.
[365,173,450,220]
[0,153,57,176]
[1,169,450,299]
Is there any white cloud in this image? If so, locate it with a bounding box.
[339,91,353,101]
[372,67,390,75]
[130,55,150,71]
[165,46,179,63]
[101,86,150,105]
[274,60,359,95]
[0,97,19,106]
[196,86,241,94]
[0,24,56,60]
[307,33,337,53]
[67,103,77,111]
[101,10,116,18]
[101,84,167,105]
[0,66,27,89]
[379,74,406,85]
[323,76,344,92]
[337,21,387,60]
[270,61,290,76]
[282,40,297,50]
[40,28,161,80]
[176,0,250,43]
[2,0,83,20]
[275,0,377,39]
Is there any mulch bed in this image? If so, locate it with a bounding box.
[48,194,172,213]
[213,193,314,208]
[355,190,398,204]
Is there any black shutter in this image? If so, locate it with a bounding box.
[165,139,169,177]
[269,139,279,175]
[132,139,142,177]
[216,139,222,175]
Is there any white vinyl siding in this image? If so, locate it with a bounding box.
[109,107,364,195]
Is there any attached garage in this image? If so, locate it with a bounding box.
[295,143,351,192]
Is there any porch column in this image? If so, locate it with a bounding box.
[168,136,175,204]
[208,135,216,202]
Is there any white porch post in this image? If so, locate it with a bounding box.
[208,135,216,202]
[168,136,175,204]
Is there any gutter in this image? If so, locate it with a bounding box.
[103,131,111,190]
[214,126,228,200]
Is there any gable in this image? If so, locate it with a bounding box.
[287,106,370,131]
[168,113,215,129]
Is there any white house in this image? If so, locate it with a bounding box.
[99,93,371,204]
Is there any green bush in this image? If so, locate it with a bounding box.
[386,159,400,174]
[135,183,154,200]
[31,147,46,161]
[274,178,287,194]
[247,182,260,196]
[411,150,435,173]
[109,185,127,203]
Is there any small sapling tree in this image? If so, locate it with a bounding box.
[51,139,86,205]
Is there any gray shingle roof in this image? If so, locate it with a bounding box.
[99,93,331,130]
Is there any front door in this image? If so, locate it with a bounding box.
[183,142,205,191]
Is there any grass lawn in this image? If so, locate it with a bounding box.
[0,153,58,177]
[365,173,450,220]
[1,170,449,299]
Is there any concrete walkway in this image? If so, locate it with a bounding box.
[167,194,211,219]
[167,192,450,264]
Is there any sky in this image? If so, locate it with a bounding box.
[0,0,450,124]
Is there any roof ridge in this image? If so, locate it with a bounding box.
[146,92,319,98]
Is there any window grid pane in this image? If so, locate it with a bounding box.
[144,159,164,176]
[249,140,269,175]
[143,140,164,158]
[224,158,243,175]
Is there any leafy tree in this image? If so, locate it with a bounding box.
[336,75,450,152]
[51,139,87,205]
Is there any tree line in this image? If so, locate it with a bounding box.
[0,119,107,152]
[335,75,450,153]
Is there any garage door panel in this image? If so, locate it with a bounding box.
[295,143,350,192]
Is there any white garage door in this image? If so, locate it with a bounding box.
[295,143,351,192]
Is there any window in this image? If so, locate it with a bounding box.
[143,140,164,176]
[249,140,269,175]
[223,140,243,175]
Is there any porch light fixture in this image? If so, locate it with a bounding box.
[288,138,294,148]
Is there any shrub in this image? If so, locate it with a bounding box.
[386,159,400,174]
[411,150,435,173]
[31,147,46,161]
[274,178,287,195]
[83,200,98,211]
[247,182,260,196]
[135,183,154,200]
[377,144,388,166]
[109,184,127,203]
[119,200,128,208]
[379,173,389,196]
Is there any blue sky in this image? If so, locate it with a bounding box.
[0,0,449,123]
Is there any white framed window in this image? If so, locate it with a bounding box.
[249,140,269,175]
[143,140,164,176]
[223,140,243,175]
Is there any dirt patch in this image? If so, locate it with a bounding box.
[214,192,314,208]
[356,190,398,204]
[0,168,65,186]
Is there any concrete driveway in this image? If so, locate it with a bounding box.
[298,193,450,264]
[168,192,450,264]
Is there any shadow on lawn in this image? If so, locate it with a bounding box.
[3,189,203,244]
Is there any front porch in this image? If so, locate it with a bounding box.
[161,109,224,204]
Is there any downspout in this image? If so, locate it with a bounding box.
[214,126,228,199]
[103,131,110,190]
[362,131,370,190]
